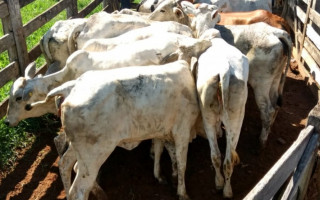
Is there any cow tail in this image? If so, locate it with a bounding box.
[67,23,86,55]
[277,31,293,107]
[219,67,230,124]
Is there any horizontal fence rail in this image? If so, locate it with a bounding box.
[244,126,319,200]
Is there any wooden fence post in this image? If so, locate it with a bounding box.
[6,0,29,76]
[297,0,313,64]
[2,16,18,64]
[67,0,78,18]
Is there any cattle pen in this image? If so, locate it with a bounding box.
[0,0,319,200]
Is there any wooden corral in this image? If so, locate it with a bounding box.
[0,0,320,199]
[283,0,320,97]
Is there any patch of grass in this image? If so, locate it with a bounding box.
[0,81,12,102]
[0,114,61,170]
[0,118,36,169]
[0,51,10,70]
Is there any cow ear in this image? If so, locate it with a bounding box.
[211,10,219,20]
[180,1,195,15]
[173,7,184,19]
[25,62,36,79]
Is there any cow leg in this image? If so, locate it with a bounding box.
[164,142,178,179]
[153,139,166,184]
[54,132,68,157]
[252,84,276,147]
[68,142,116,200]
[91,181,108,200]
[172,123,192,200]
[58,143,76,199]
[198,83,225,190]
[222,80,247,198]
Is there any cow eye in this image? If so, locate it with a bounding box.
[160,9,165,12]
[16,97,22,101]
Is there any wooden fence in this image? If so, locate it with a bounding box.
[0,0,117,119]
[283,0,320,97]
[0,1,319,199]
[244,125,319,200]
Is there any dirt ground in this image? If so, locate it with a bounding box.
[0,64,319,200]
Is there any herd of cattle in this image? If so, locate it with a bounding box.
[4,0,293,199]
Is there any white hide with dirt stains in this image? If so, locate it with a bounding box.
[58,60,198,200]
[149,0,292,146]
[5,33,211,127]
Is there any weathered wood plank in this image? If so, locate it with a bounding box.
[301,48,320,86]
[77,0,103,18]
[0,62,20,88]
[0,33,15,53]
[297,31,320,67]
[292,47,320,98]
[36,63,48,75]
[0,1,9,18]
[19,0,35,8]
[66,0,78,18]
[28,44,42,63]
[280,132,319,200]
[306,24,320,50]
[7,0,29,75]
[243,126,315,200]
[0,97,9,119]
[103,0,119,13]
[296,5,306,23]
[23,0,69,37]
[309,8,320,28]
[2,15,19,64]
[297,0,313,71]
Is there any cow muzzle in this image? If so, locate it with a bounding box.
[4,118,10,126]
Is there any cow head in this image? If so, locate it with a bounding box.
[4,62,56,127]
[148,0,190,26]
[181,1,220,38]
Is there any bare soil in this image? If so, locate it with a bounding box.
[0,65,319,200]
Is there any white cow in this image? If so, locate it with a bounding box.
[150,0,292,146]
[137,0,271,13]
[67,11,151,53]
[152,28,249,198]
[38,60,199,200]
[214,23,292,146]
[148,1,221,38]
[196,29,249,197]
[82,20,194,52]
[4,33,211,127]
[40,18,87,74]
[40,11,151,72]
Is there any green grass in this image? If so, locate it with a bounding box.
[0,0,105,171]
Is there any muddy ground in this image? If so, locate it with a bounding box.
[0,66,319,200]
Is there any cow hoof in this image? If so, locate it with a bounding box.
[178,194,190,200]
[215,175,224,190]
[157,176,168,185]
[223,184,233,199]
